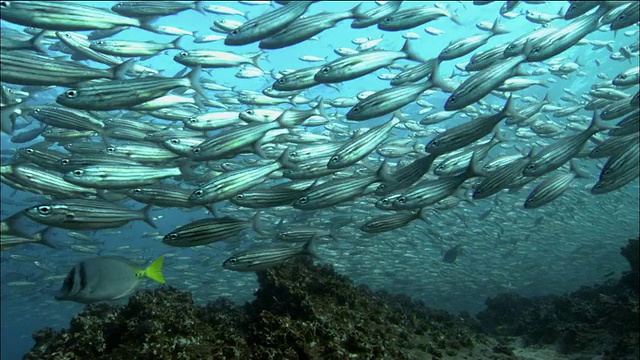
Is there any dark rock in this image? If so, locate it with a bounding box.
[477,237,640,359]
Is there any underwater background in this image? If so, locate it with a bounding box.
[1,1,639,359]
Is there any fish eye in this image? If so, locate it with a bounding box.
[397,196,406,203]
[441,49,448,54]
[289,151,298,157]
[617,14,626,20]
[364,224,372,229]
[106,146,116,153]
[298,196,308,204]
[526,164,536,170]
[227,258,237,264]
[235,194,244,200]
[194,189,204,197]
[61,159,70,165]
[73,170,83,176]
[65,89,78,98]
[603,169,611,175]
[33,108,40,113]
[280,233,289,238]
[169,233,178,240]
[448,96,456,103]
[37,205,52,215]
[532,46,541,53]
[383,17,392,22]
[230,29,238,35]
[179,51,189,57]
[133,188,142,193]
[430,140,439,147]
[329,155,340,163]
[64,33,71,38]
[25,148,34,154]
[170,138,180,144]
[187,116,196,123]
[351,106,360,113]
[320,67,330,73]
[619,75,627,79]
[96,40,104,45]
[246,110,254,115]
[193,147,201,154]
[0,2,9,8]
[378,184,386,190]
[277,78,286,84]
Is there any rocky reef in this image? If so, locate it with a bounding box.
[477,237,640,359]
[23,238,640,359]
[25,258,513,360]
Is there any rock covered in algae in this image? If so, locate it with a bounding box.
[25,288,249,360]
[477,237,640,359]
[25,258,515,360]
[620,237,639,292]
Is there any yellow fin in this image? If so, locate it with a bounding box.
[143,256,166,284]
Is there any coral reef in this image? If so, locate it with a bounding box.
[477,237,640,359]
[25,258,511,360]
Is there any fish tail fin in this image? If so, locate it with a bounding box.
[449,9,462,25]
[30,30,48,54]
[177,160,198,180]
[250,52,262,70]
[314,97,328,119]
[327,228,340,243]
[375,159,394,182]
[194,0,206,15]
[589,109,610,133]
[172,35,187,50]
[466,151,486,179]
[111,58,136,80]
[490,126,508,144]
[278,148,297,169]
[401,39,421,62]
[1,104,19,135]
[606,42,615,52]
[502,94,525,119]
[36,227,57,249]
[429,59,448,91]
[251,211,267,236]
[204,204,216,216]
[98,129,113,148]
[351,2,366,18]
[186,66,209,100]
[574,55,584,67]
[490,17,508,35]
[144,256,166,284]
[417,207,432,223]
[303,236,321,260]
[142,204,157,229]
[138,18,161,33]
[569,160,589,179]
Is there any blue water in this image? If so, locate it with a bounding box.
[2,1,639,359]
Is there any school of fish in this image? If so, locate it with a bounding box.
[0,0,639,347]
